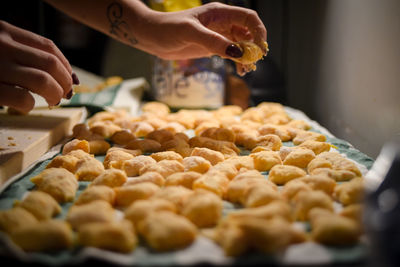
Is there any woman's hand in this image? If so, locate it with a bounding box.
[137,2,267,61]
[0,20,75,114]
[44,0,268,75]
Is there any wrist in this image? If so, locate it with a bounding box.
[111,0,160,48]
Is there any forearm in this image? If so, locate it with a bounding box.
[44,0,156,48]
[43,0,267,66]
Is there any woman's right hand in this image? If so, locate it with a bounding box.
[0,20,76,114]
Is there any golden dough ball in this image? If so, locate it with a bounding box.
[242,217,306,253]
[110,130,136,145]
[30,168,78,203]
[228,201,292,222]
[75,185,116,206]
[309,208,361,246]
[258,124,292,142]
[181,189,223,228]
[88,140,110,155]
[139,113,168,129]
[78,220,137,253]
[242,134,282,151]
[103,150,134,169]
[190,147,225,166]
[137,211,197,252]
[224,156,255,171]
[150,151,183,163]
[194,121,221,136]
[164,171,202,189]
[255,134,282,151]
[243,184,282,208]
[91,169,127,187]
[293,191,334,221]
[123,156,157,177]
[90,121,121,138]
[200,127,236,143]
[16,191,61,221]
[316,152,362,177]
[268,165,307,185]
[72,123,103,141]
[192,170,230,198]
[298,175,336,195]
[310,168,357,182]
[146,129,174,144]
[0,207,38,234]
[125,139,162,153]
[107,147,142,157]
[281,180,312,202]
[66,149,93,160]
[114,182,160,207]
[283,148,315,168]
[124,198,177,227]
[334,177,364,206]
[250,150,282,172]
[66,200,116,230]
[232,169,265,181]
[298,140,331,155]
[213,218,247,257]
[11,220,73,252]
[141,101,170,118]
[152,186,193,212]
[211,161,239,180]
[130,121,155,138]
[160,122,186,134]
[339,204,363,224]
[124,171,165,187]
[75,156,105,181]
[227,178,266,204]
[87,111,119,127]
[183,156,212,174]
[62,139,90,155]
[46,154,79,173]
[139,160,184,178]
[292,130,326,145]
[307,158,333,174]
[286,119,311,130]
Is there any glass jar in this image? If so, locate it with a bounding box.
[151,56,225,109]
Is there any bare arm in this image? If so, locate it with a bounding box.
[44,0,267,60]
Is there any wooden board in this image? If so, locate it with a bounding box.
[0,107,85,185]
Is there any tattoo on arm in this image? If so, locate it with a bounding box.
[107,2,138,45]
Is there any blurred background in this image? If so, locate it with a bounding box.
[1,0,399,159]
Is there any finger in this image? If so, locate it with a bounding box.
[4,21,73,74]
[185,23,241,60]
[231,25,252,42]
[202,4,267,53]
[0,83,34,114]
[159,44,212,60]
[11,41,73,97]
[229,9,267,53]
[0,63,64,106]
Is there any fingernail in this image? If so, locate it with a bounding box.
[72,72,80,85]
[66,89,73,99]
[225,44,243,58]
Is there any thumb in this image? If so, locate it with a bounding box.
[187,25,243,59]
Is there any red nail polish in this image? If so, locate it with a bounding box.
[66,90,73,99]
[225,44,243,58]
[72,72,80,85]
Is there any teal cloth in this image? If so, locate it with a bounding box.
[0,126,374,266]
